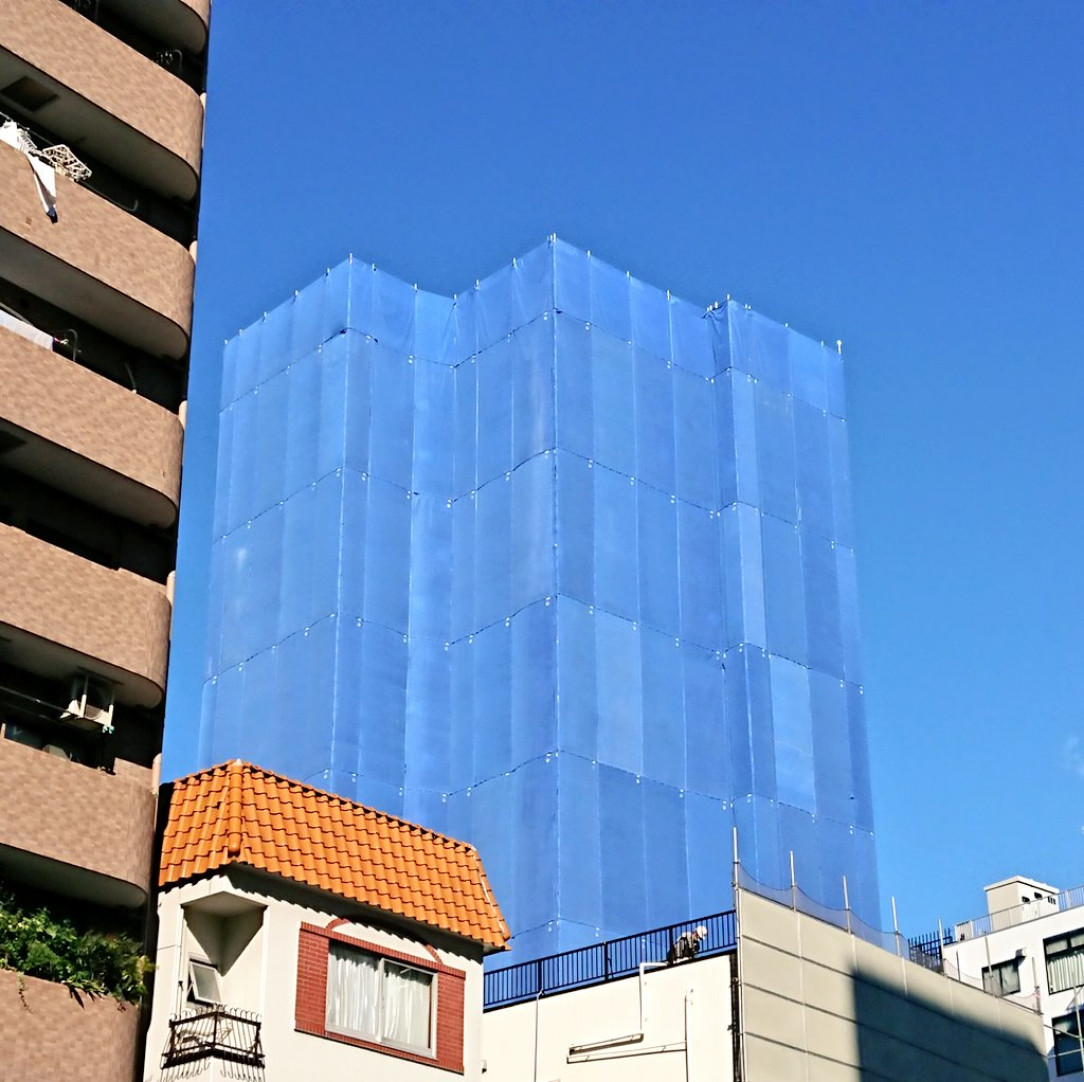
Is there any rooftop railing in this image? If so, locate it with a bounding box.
[955,886,1084,942]
[484,909,736,1010]
[909,883,1084,964]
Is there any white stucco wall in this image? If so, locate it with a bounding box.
[482,954,735,1082]
[143,869,488,1082]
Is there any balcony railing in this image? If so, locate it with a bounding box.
[59,0,206,91]
[484,909,736,1010]
[162,1006,264,1079]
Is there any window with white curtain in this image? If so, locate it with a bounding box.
[1046,929,1084,995]
[326,943,434,1053]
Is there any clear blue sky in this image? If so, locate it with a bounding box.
[166,0,1084,938]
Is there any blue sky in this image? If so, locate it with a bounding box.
[167,0,1084,937]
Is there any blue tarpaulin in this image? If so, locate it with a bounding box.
[195,237,879,962]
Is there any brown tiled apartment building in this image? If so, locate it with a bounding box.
[0,1,210,1078]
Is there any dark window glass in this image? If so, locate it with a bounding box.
[1054,1010,1083,1077]
[981,958,1021,997]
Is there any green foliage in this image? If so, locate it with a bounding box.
[0,888,150,1003]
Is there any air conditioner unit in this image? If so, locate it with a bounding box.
[62,674,114,732]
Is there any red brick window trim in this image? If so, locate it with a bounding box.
[296,922,465,1074]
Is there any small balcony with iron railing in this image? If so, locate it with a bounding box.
[161,1005,265,1080]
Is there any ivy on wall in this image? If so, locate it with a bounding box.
[0,889,150,1003]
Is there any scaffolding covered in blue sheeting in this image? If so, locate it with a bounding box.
[195,237,878,962]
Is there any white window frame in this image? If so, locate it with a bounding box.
[187,958,222,1006]
[325,943,437,1057]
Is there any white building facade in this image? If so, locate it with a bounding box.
[938,875,1084,1080]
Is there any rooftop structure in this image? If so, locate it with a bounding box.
[192,236,878,960]
[0,3,209,1079]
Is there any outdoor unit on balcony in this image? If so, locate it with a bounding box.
[61,673,114,733]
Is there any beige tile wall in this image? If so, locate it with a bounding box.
[0,325,183,513]
[0,523,171,699]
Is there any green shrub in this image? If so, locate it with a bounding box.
[0,889,150,1003]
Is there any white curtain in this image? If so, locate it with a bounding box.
[326,946,379,1037]
[1049,950,1084,994]
[383,962,432,1050]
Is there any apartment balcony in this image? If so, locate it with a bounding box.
[0,524,171,707]
[104,0,211,56]
[0,138,194,359]
[0,324,182,528]
[0,737,154,906]
[1,0,204,200]
[0,968,141,1081]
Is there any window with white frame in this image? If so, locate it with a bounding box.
[325,944,434,1054]
[981,958,1021,997]
[188,959,222,1005]
[1046,929,1084,994]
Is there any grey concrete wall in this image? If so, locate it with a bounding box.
[736,888,1048,1081]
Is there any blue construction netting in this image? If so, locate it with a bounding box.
[191,237,879,964]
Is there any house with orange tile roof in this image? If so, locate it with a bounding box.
[142,761,509,1082]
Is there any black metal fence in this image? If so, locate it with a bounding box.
[907,927,955,971]
[484,909,736,1009]
[162,1005,265,1079]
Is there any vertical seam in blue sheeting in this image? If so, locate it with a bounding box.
[668,278,695,913]
[329,255,353,784]
[626,266,651,928]
[548,235,562,919]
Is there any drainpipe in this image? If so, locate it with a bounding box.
[533,985,542,1082]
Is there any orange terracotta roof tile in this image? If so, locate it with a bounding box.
[159,761,510,951]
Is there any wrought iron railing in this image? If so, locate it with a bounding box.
[907,927,956,971]
[162,1005,264,1078]
[484,910,736,1009]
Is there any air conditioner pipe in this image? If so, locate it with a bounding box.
[567,961,666,1056]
